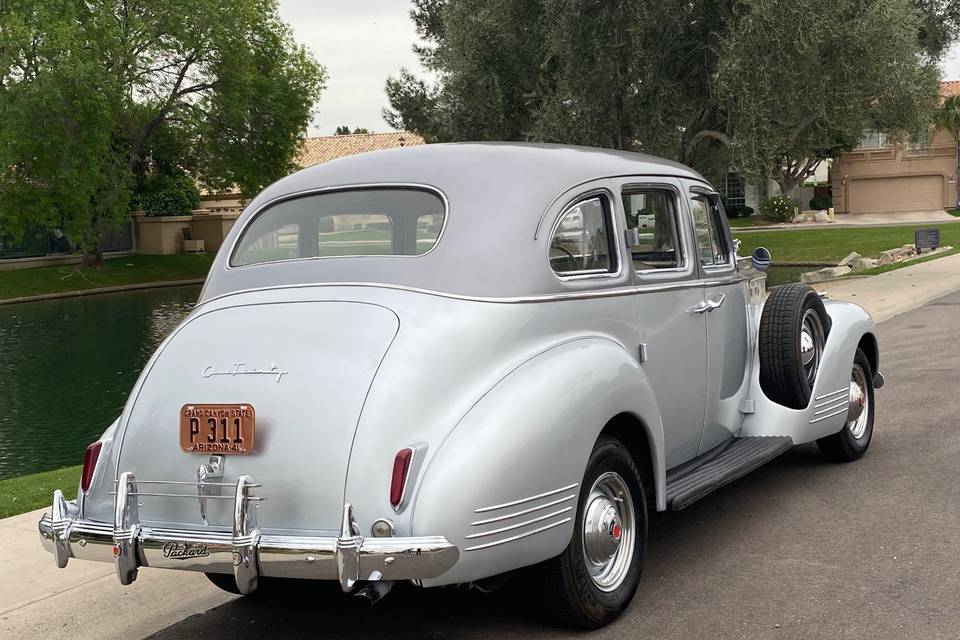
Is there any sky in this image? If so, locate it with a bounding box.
[280,0,960,137]
[277,1,426,136]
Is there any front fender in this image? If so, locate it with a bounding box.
[411,337,664,586]
[741,299,877,442]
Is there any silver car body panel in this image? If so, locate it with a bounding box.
[40,143,879,588]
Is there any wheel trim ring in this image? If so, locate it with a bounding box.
[800,309,825,387]
[848,363,870,439]
[581,471,635,592]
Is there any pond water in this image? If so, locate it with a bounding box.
[0,285,200,480]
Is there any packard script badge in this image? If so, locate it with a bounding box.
[162,542,210,560]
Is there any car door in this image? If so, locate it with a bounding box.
[683,182,750,455]
[617,178,707,469]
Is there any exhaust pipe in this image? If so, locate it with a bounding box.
[353,580,394,608]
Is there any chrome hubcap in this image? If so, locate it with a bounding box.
[582,472,634,592]
[847,364,870,439]
[800,310,825,386]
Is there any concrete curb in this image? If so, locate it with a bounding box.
[0,279,205,306]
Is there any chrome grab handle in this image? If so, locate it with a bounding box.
[687,292,725,314]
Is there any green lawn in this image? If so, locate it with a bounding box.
[735,223,960,264]
[0,254,213,301]
[728,216,775,228]
[0,465,81,519]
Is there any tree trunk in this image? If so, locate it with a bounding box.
[81,211,104,268]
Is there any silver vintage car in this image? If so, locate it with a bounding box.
[39,144,880,628]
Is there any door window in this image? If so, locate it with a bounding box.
[622,189,682,271]
[690,193,731,267]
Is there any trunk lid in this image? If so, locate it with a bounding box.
[115,300,398,532]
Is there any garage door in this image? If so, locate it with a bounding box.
[847,175,943,214]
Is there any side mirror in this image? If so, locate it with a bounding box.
[751,247,771,272]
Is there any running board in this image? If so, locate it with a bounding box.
[665,436,794,510]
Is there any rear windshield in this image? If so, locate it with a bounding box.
[231,188,446,267]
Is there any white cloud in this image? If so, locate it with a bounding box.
[277,0,426,135]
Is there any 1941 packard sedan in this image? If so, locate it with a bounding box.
[39,143,881,628]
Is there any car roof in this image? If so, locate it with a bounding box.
[200,143,712,302]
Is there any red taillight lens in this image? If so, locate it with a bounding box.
[81,441,102,492]
[390,448,413,508]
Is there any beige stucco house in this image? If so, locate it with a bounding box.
[829,80,960,215]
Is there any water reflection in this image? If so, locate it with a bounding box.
[0,286,200,479]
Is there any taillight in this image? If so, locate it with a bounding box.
[390,448,414,509]
[81,441,102,492]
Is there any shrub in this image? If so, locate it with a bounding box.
[809,194,833,211]
[722,204,755,219]
[140,173,200,217]
[759,195,798,223]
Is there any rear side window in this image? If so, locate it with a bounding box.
[232,188,445,267]
[549,196,617,276]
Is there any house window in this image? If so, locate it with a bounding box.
[858,130,890,150]
[724,174,746,209]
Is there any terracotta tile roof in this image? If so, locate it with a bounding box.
[940,80,960,100]
[296,131,425,167]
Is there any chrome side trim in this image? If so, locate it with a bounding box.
[809,407,848,424]
[813,400,849,416]
[469,493,578,526]
[465,507,574,539]
[474,483,579,513]
[464,518,572,552]
[814,388,848,402]
[197,277,747,310]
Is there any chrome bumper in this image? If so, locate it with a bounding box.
[38,473,459,594]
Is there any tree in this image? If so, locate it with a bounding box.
[385,0,943,191]
[334,126,371,135]
[715,0,940,195]
[935,95,960,208]
[0,0,325,266]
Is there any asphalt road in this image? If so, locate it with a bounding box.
[9,292,960,639]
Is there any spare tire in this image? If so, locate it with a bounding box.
[758,283,831,409]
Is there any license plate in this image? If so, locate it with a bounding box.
[180,404,255,454]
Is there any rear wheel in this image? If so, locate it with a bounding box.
[817,348,875,462]
[537,436,647,629]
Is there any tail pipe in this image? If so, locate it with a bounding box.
[353,580,394,608]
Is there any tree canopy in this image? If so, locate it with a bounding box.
[386,0,947,192]
[0,0,325,264]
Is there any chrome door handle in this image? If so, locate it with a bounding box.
[687,293,725,314]
[705,292,725,311]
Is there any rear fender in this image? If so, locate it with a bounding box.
[741,300,877,443]
[411,337,664,586]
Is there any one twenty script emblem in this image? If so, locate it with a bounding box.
[201,363,288,383]
[162,542,210,559]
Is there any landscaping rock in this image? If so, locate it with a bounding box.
[848,257,877,272]
[800,265,853,283]
[814,210,832,223]
[839,251,861,267]
[878,245,916,265]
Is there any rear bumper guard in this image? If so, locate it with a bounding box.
[38,472,458,594]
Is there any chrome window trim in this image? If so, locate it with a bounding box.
[619,181,695,281]
[689,187,736,271]
[547,190,624,282]
[225,183,450,270]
